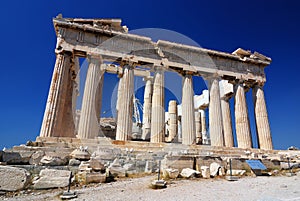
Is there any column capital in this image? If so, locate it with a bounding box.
[153,65,165,72]
[143,76,153,82]
[87,53,102,65]
[253,81,265,88]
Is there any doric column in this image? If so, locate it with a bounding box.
[40,51,76,138]
[77,54,104,139]
[253,84,273,150]
[221,98,234,147]
[182,74,196,145]
[235,82,252,148]
[116,65,134,141]
[209,78,224,146]
[199,109,208,144]
[195,111,202,144]
[166,100,178,142]
[142,76,153,140]
[150,67,165,143]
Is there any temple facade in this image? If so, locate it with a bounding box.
[40,16,273,150]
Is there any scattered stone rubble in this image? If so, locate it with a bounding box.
[0,141,300,194]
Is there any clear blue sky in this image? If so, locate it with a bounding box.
[0,0,299,150]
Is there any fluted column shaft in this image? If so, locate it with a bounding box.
[77,55,104,139]
[40,51,75,138]
[116,65,134,141]
[209,78,224,146]
[195,111,202,144]
[253,85,273,150]
[150,67,165,143]
[221,98,234,147]
[235,83,252,148]
[166,100,178,142]
[142,76,153,140]
[182,74,196,145]
[199,109,208,144]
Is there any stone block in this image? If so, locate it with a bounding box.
[163,168,179,179]
[2,151,34,164]
[70,149,90,160]
[89,158,105,171]
[69,158,81,166]
[123,163,135,171]
[226,169,246,176]
[108,166,126,177]
[200,166,210,178]
[210,162,221,177]
[180,168,200,178]
[0,166,30,191]
[33,169,71,189]
[29,150,45,165]
[40,156,68,166]
[77,172,106,184]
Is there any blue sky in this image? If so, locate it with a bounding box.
[0,0,299,150]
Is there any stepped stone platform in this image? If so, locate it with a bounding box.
[3,136,297,171]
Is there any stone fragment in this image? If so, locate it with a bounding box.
[0,166,29,191]
[70,149,90,160]
[226,169,246,176]
[210,162,221,177]
[79,161,90,171]
[200,166,210,179]
[163,168,179,179]
[69,158,81,166]
[2,151,33,164]
[77,172,106,184]
[219,166,226,176]
[180,168,200,178]
[33,169,71,189]
[280,162,300,170]
[40,156,67,166]
[145,160,155,173]
[89,158,105,171]
[123,163,135,171]
[29,150,45,165]
[108,159,126,177]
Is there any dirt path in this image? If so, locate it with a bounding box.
[3,173,300,201]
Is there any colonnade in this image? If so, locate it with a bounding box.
[40,52,273,150]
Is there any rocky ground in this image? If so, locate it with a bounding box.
[2,173,300,201]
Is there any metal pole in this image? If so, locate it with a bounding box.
[229,158,232,177]
[68,172,72,192]
[158,160,161,180]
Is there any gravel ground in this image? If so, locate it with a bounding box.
[3,173,300,201]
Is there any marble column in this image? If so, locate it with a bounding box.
[221,97,234,147]
[181,74,196,145]
[195,111,202,144]
[209,78,224,146]
[77,55,104,139]
[116,65,134,141]
[40,51,75,138]
[166,100,178,142]
[142,76,153,140]
[199,109,208,144]
[253,84,273,150]
[150,67,165,143]
[235,83,252,148]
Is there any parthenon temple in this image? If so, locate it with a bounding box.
[39,15,273,150]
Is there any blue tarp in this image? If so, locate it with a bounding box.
[246,160,267,170]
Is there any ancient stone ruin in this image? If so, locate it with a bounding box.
[1,15,300,194]
[41,16,272,149]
